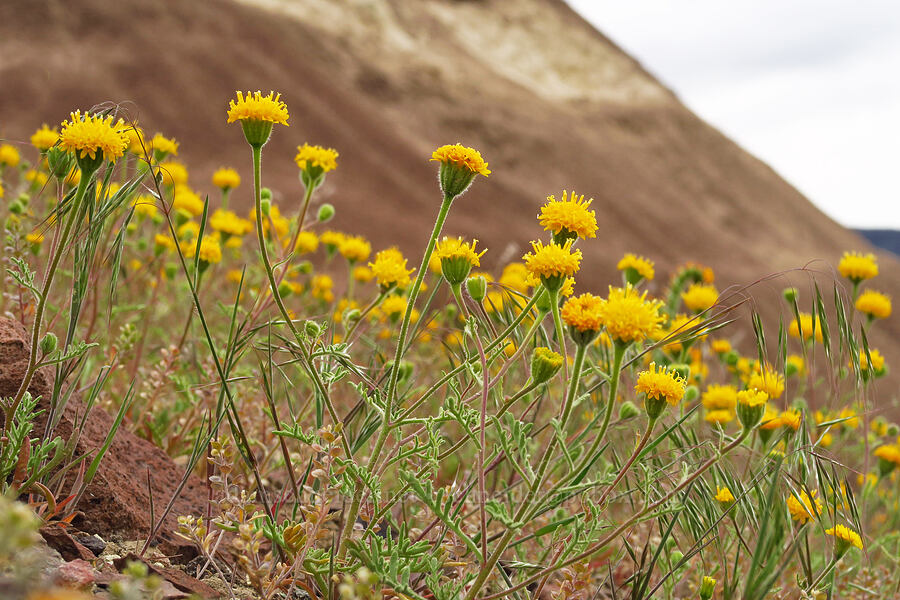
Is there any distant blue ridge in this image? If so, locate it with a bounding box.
[856,229,900,256]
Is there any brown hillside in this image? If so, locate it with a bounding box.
[0,0,897,396]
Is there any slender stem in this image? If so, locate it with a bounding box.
[806,555,840,592]
[6,172,91,431]
[549,290,568,389]
[596,417,656,507]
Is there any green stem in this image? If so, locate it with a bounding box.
[5,172,91,431]
[549,289,568,389]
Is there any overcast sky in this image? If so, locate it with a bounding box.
[567,0,900,229]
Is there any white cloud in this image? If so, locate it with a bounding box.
[567,0,900,228]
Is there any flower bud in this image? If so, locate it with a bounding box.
[699,575,716,600]
[530,347,563,384]
[783,287,799,304]
[46,146,72,179]
[618,400,640,420]
[8,200,24,215]
[466,275,487,303]
[260,197,271,216]
[535,287,553,314]
[317,203,335,222]
[165,263,178,280]
[278,280,293,298]
[684,385,699,404]
[39,332,58,355]
[305,320,323,338]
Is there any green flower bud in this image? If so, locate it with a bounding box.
[699,575,716,600]
[531,347,563,385]
[343,308,361,324]
[684,385,700,404]
[260,197,271,216]
[317,203,335,222]
[278,280,293,298]
[783,287,799,304]
[724,351,739,367]
[8,200,24,215]
[466,275,487,303]
[305,320,323,338]
[164,263,178,280]
[46,146,73,179]
[39,332,58,355]
[295,260,313,275]
[534,286,552,314]
[887,423,900,437]
[671,363,691,381]
[618,400,640,420]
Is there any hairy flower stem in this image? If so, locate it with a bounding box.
[567,341,627,479]
[465,339,588,600]
[479,431,750,600]
[250,145,349,459]
[338,194,454,560]
[806,556,840,593]
[6,171,91,432]
[549,289,569,389]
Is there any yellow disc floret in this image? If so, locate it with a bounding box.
[838,251,878,283]
[538,190,598,240]
[597,285,665,345]
[226,91,290,125]
[59,110,129,163]
[430,143,490,176]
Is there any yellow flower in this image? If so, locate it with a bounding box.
[369,247,414,289]
[59,110,128,163]
[30,124,59,151]
[184,236,222,264]
[825,524,863,551]
[312,274,334,302]
[25,169,49,188]
[705,409,734,425]
[131,195,159,219]
[294,231,319,254]
[780,409,802,431]
[320,230,346,251]
[682,283,719,313]
[710,339,731,354]
[538,190,598,240]
[294,143,338,173]
[499,262,530,294]
[210,209,253,237]
[124,126,145,154]
[523,239,582,286]
[737,388,768,408]
[150,133,179,157]
[857,348,886,373]
[227,91,290,125]
[617,253,655,282]
[0,144,21,167]
[838,251,878,283]
[787,490,822,523]
[339,235,372,263]
[747,365,785,399]
[759,406,781,431]
[157,160,189,186]
[561,293,603,333]
[172,185,205,217]
[382,294,408,319]
[154,233,176,253]
[789,312,823,343]
[635,362,686,406]
[26,231,45,245]
[855,289,891,320]
[435,237,486,267]
[702,384,737,410]
[597,285,665,345]
[226,269,244,284]
[430,143,490,176]
[838,407,859,429]
[714,486,735,505]
[353,265,374,283]
[874,444,900,465]
[212,167,241,190]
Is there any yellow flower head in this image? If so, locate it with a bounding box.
[702,384,737,410]
[212,167,241,190]
[710,339,732,354]
[154,233,176,253]
[226,91,290,125]
[157,161,189,187]
[682,283,719,313]
[369,247,414,289]
[435,237,486,267]
[825,524,863,551]
[538,190,598,241]
[25,169,48,188]
[874,444,900,465]
[184,236,222,264]
[617,253,655,282]
[838,251,878,283]
[561,293,603,333]
[131,195,159,219]
[857,348,886,373]
[26,231,45,245]
[430,143,490,176]
[855,289,891,320]
[150,133,179,157]
[759,405,781,430]
[737,388,768,408]
[124,126,145,154]
[787,490,822,523]
[635,362,687,406]
[210,209,253,237]
[295,143,338,173]
[0,144,20,167]
[294,231,319,254]
[353,265,374,283]
[59,110,129,163]
[382,294,408,319]
[714,486,735,505]
[523,239,582,285]
[789,312,823,343]
[30,124,59,151]
[339,235,372,263]
[747,365,785,400]
[705,409,734,425]
[780,409,802,431]
[172,185,205,217]
[597,285,665,345]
